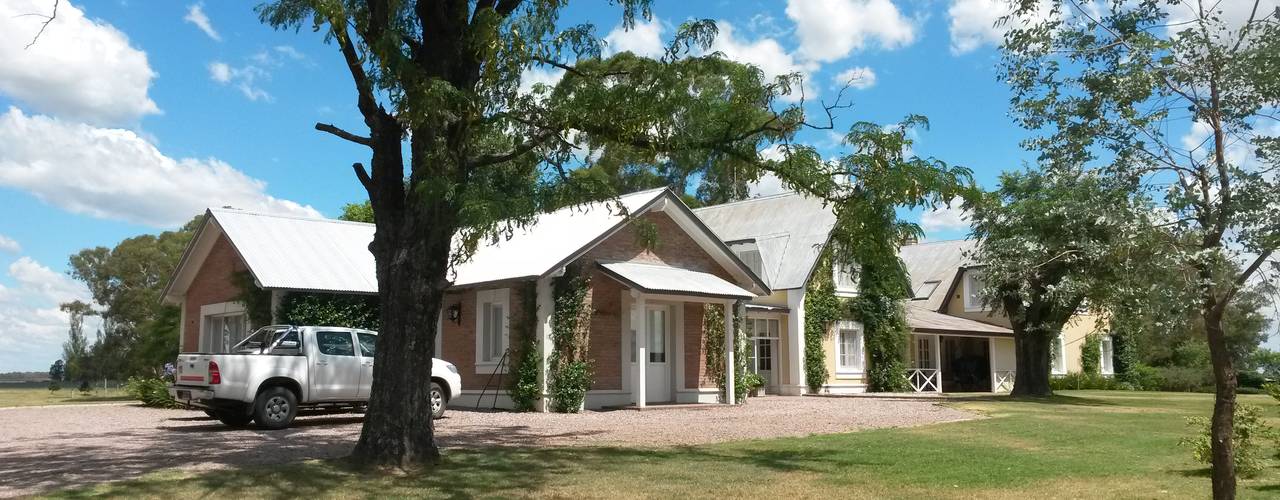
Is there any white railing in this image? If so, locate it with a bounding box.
[992,370,1015,393]
[906,368,941,393]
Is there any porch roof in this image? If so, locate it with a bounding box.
[905,305,1013,336]
[599,261,757,300]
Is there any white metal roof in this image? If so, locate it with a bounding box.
[899,239,976,311]
[599,261,756,299]
[693,192,836,290]
[164,188,767,303]
[904,304,1012,336]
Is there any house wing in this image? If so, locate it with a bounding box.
[899,239,976,312]
[693,192,837,291]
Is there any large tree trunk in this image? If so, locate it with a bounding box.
[1010,329,1052,396]
[1204,304,1237,500]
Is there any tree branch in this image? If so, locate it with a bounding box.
[315,123,373,146]
[352,162,373,191]
[23,0,58,50]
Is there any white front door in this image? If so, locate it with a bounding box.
[753,338,774,390]
[645,305,671,403]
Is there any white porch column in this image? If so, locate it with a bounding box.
[534,276,555,412]
[269,290,284,324]
[723,300,736,405]
[785,289,806,395]
[632,290,647,408]
[932,334,943,393]
[988,338,997,393]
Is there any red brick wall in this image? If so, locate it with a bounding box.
[683,303,717,389]
[181,234,248,351]
[439,281,531,391]
[587,270,622,390]
[578,211,732,280]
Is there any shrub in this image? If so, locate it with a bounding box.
[549,360,591,413]
[1125,364,1165,391]
[509,344,541,412]
[48,381,61,392]
[742,372,765,395]
[1049,371,1121,390]
[1237,370,1267,390]
[1179,404,1274,478]
[126,376,181,408]
[1154,366,1215,392]
[1081,333,1102,375]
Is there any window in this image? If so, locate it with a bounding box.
[836,321,864,373]
[203,313,248,353]
[647,308,667,363]
[357,333,377,358]
[912,336,934,369]
[754,339,773,371]
[964,270,988,312]
[833,262,860,295]
[475,289,510,365]
[745,318,780,339]
[316,331,356,356]
[912,280,942,301]
[1052,335,1066,374]
[1100,335,1114,375]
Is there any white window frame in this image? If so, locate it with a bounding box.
[835,321,865,375]
[199,302,249,353]
[963,270,989,312]
[1100,335,1114,375]
[475,288,511,373]
[833,262,860,297]
[1051,334,1067,375]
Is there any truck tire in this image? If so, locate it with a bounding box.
[430,382,447,419]
[253,386,298,430]
[215,409,253,427]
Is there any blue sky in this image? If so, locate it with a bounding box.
[0,0,1182,371]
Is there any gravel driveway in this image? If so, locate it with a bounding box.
[0,396,973,497]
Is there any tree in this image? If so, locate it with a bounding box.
[339,201,374,223]
[60,300,93,384]
[49,360,65,382]
[258,0,970,467]
[968,167,1154,396]
[65,215,201,378]
[1002,1,1280,496]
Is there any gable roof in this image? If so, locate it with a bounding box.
[693,191,837,290]
[905,303,1012,336]
[899,239,976,312]
[162,188,768,304]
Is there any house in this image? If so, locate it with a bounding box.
[161,188,769,410]
[694,191,1112,394]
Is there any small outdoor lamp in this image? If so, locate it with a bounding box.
[447,303,462,324]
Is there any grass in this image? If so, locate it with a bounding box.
[0,382,131,408]
[47,391,1280,499]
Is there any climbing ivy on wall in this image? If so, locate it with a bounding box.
[276,291,380,330]
[232,271,273,328]
[702,302,749,403]
[549,264,593,413]
[1081,332,1102,375]
[803,257,839,393]
[852,260,911,392]
[508,282,541,412]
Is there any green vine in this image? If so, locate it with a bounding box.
[276,292,380,330]
[702,303,749,403]
[1081,332,1102,375]
[232,271,273,328]
[549,264,593,412]
[804,256,839,393]
[508,282,541,412]
[853,260,910,392]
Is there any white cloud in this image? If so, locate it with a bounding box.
[834,66,877,89]
[748,145,794,197]
[786,0,917,63]
[183,3,221,41]
[709,22,816,102]
[921,197,972,233]
[0,0,159,126]
[519,66,566,96]
[0,235,19,254]
[947,0,1014,54]
[273,45,305,60]
[208,61,271,102]
[0,257,99,372]
[0,107,321,228]
[604,18,665,58]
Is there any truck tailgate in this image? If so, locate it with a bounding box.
[175,353,212,386]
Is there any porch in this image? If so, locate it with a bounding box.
[906,333,1016,394]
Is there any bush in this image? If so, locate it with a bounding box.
[1124,364,1165,391]
[742,372,765,395]
[1049,371,1121,390]
[1154,366,1215,392]
[1237,370,1267,389]
[126,376,181,408]
[508,344,541,412]
[549,360,591,413]
[1179,404,1274,478]
[1081,333,1102,375]
[48,381,61,392]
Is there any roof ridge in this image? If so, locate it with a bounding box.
[210,208,374,227]
[692,190,801,212]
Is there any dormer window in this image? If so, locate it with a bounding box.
[833,261,859,296]
[963,270,989,312]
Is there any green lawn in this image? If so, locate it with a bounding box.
[48,391,1280,499]
[0,382,131,408]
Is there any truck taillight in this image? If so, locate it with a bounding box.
[208,360,221,385]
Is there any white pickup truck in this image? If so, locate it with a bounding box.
[169,325,462,429]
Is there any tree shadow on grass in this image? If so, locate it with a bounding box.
[948,394,1117,407]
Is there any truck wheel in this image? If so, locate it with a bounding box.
[430,382,447,419]
[215,410,253,427]
[253,386,297,430]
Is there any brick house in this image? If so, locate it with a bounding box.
[161,188,768,410]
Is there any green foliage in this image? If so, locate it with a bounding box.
[1049,372,1122,391]
[549,265,593,413]
[339,201,374,223]
[277,292,380,330]
[852,255,911,393]
[1253,349,1280,382]
[232,271,273,328]
[125,376,180,409]
[1080,333,1101,376]
[1180,405,1274,478]
[741,372,765,394]
[1111,325,1140,384]
[60,301,93,383]
[804,257,839,393]
[48,381,61,392]
[700,303,748,403]
[48,360,64,382]
[508,282,541,412]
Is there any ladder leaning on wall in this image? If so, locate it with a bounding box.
[474,349,509,410]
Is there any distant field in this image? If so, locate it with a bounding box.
[0,382,131,408]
